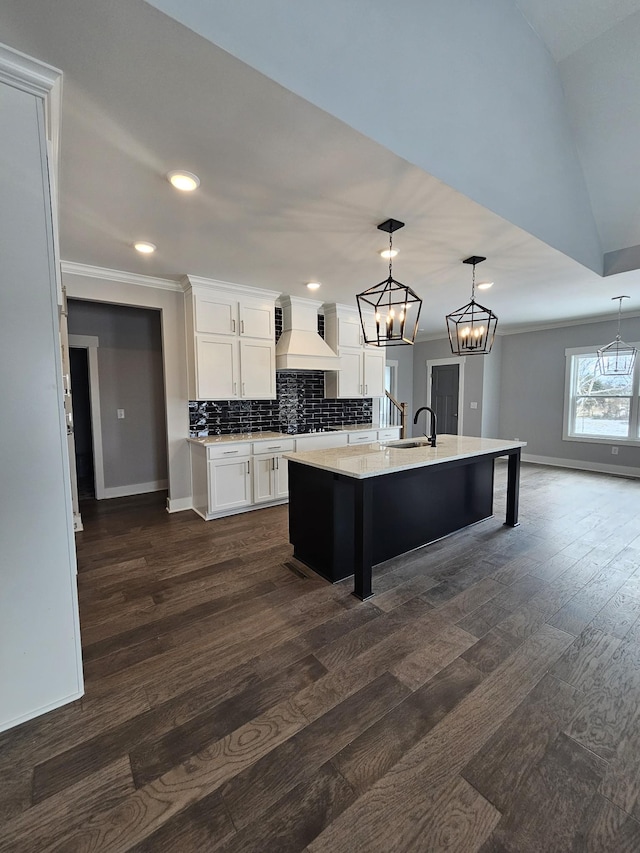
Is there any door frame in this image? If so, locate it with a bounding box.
[426,356,465,435]
[68,335,106,499]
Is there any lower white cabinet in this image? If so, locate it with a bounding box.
[208,456,252,512]
[190,438,293,520]
[251,439,294,504]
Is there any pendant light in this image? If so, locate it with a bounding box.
[446,256,498,355]
[597,296,637,376]
[356,219,422,346]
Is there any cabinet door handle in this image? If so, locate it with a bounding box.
[272,457,275,470]
[233,382,237,396]
[267,445,281,450]
[247,460,250,474]
[241,320,245,334]
[232,319,236,333]
[223,450,238,455]
[364,384,368,395]
[276,457,279,469]
[242,382,246,396]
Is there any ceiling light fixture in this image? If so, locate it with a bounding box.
[356,219,422,346]
[380,248,398,259]
[167,170,200,192]
[597,295,637,376]
[306,281,321,291]
[446,256,498,355]
[134,241,156,254]
[477,281,494,290]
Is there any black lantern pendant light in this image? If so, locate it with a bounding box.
[446,255,498,355]
[597,295,637,376]
[356,219,422,346]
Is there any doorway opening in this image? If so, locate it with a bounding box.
[69,347,95,499]
[426,356,465,435]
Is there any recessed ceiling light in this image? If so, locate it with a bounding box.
[134,241,156,254]
[306,281,321,290]
[380,249,398,259]
[167,170,200,192]
[477,281,494,290]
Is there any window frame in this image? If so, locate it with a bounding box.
[563,344,640,446]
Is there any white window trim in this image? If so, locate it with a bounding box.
[563,343,640,447]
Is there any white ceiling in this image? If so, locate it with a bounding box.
[1,0,640,337]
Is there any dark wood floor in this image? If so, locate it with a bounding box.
[2,462,640,852]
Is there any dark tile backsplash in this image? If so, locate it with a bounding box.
[190,371,372,436]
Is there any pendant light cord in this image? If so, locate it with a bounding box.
[388,232,393,280]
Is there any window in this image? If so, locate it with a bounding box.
[564,345,640,443]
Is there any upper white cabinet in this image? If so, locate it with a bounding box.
[184,276,280,400]
[323,304,386,399]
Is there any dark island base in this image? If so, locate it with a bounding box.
[289,456,497,586]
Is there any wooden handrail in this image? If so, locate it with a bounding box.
[384,391,410,439]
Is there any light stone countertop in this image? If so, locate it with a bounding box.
[186,423,395,445]
[187,431,289,445]
[283,434,527,480]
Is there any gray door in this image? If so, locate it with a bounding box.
[430,364,459,435]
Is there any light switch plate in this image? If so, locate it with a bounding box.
[117,409,125,419]
[470,401,478,409]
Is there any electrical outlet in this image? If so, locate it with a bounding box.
[611,446,619,455]
[117,408,125,419]
[470,401,478,409]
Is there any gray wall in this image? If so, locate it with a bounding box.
[389,342,414,422]
[412,339,495,438]
[68,301,168,491]
[499,317,640,471]
[481,335,503,438]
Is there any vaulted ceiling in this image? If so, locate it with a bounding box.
[2,0,640,335]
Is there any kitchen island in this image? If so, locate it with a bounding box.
[284,435,526,600]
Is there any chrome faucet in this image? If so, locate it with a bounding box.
[413,406,437,447]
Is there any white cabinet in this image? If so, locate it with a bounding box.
[190,437,293,519]
[206,443,252,512]
[347,430,379,444]
[209,455,252,512]
[377,427,402,441]
[323,303,386,399]
[252,439,294,504]
[294,432,349,452]
[184,277,279,400]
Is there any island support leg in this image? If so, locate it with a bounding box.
[504,448,521,528]
[353,479,374,601]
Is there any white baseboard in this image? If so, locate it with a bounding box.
[522,453,640,480]
[166,496,193,513]
[99,479,168,500]
[0,689,84,734]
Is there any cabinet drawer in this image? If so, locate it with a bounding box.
[206,442,251,460]
[252,439,295,455]
[377,428,401,441]
[347,431,378,444]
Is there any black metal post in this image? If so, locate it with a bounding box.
[352,479,374,600]
[504,448,521,528]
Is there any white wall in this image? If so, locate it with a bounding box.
[0,65,83,731]
[63,268,192,511]
[148,0,602,274]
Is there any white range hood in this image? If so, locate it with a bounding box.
[275,295,340,371]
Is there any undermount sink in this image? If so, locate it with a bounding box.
[382,440,431,449]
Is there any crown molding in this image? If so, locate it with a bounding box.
[414,309,640,343]
[0,42,61,98]
[182,274,280,300]
[61,261,182,292]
